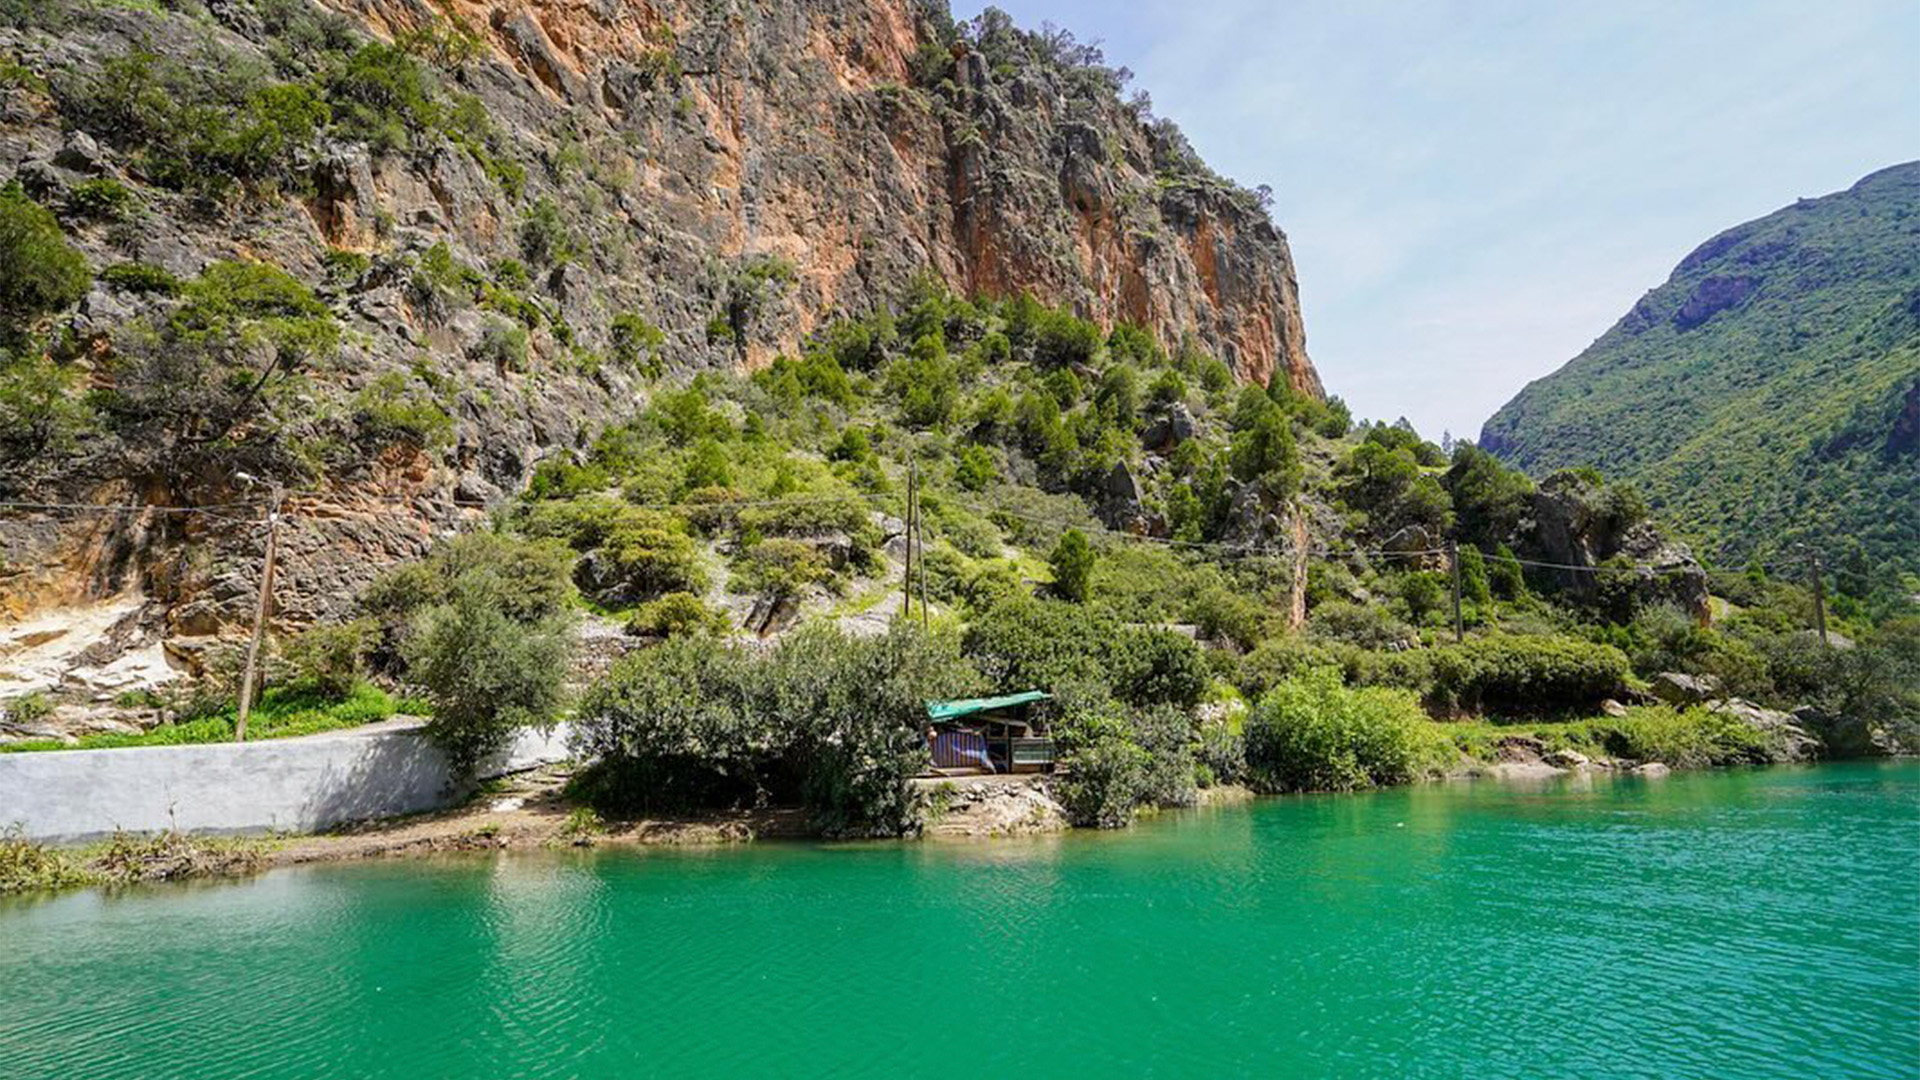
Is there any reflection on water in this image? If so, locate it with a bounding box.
[1,762,1915,1079]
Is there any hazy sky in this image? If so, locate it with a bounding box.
[956,0,1920,440]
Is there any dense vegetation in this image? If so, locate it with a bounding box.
[227,275,1917,832]
[1481,162,1920,587]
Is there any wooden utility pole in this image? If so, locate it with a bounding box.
[1448,539,1464,644]
[902,464,916,624]
[916,486,930,631]
[1286,505,1309,631]
[1807,548,1829,647]
[235,486,284,742]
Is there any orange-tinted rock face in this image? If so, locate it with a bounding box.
[334,0,1318,392]
[0,0,1321,644]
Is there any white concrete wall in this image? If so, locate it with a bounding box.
[0,721,572,844]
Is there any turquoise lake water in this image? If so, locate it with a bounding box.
[2,761,1916,1078]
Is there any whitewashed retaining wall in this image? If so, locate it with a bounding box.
[0,721,572,843]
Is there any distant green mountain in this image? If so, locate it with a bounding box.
[1480,162,1920,580]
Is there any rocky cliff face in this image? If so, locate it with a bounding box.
[0,0,1317,679]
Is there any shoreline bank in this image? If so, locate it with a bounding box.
[10,751,1901,901]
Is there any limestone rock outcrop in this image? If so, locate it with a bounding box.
[0,0,1318,670]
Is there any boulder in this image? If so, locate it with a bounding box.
[1495,735,1548,764]
[1096,460,1147,532]
[1632,763,1671,778]
[1142,403,1198,451]
[1650,672,1723,706]
[1793,706,1903,759]
[1707,698,1821,762]
[53,130,106,174]
[1543,748,1590,770]
[1600,698,1630,718]
[1381,525,1446,570]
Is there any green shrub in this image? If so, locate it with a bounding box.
[765,623,979,835]
[938,508,1003,560]
[1150,369,1187,406]
[1429,634,1629,715]
[1188,585,1272,651]
[1110,628,1210,711]
[961,598,1206,711]
[609,312,665,373]
[570,636,779,811]
[1128,703,1200,808]
[1490,544,1526,599]
[473,318,530,372]
[1243,668,1430,792]
[520,497,650,551]
[0,182,89,330]
[627,591,730,638]
[325,42,440,153]
[1308,601,1415,649]
[518,198,575,267]
[403,574,575,775]
[1340,646,1435,696]
[0,352,88,458]
[2,690,52,726]
[1236,635,1340,700]
[64,178,135,220]
[1031,306,1101,368]
[591,519,708,603]
[1395,571,1449,625]
[1197,710,1247,785]
[98,261,181,295]
[731,538,831,599]
[1229,390,1301,500]
[322,248,371,282]
[955,443,996,491]
[359,532,578,672]
[1053,715,1151,828]
[353,372,454,448]
[281,619,373,698]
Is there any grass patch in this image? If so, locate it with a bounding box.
[0,827,93,893]
[1,828,270,895]
[1428,705,1786,769]
[0,683,412,754]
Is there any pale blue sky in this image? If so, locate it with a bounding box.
[957,0,1920,440]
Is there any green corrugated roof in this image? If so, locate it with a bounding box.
[925,691,1050,722]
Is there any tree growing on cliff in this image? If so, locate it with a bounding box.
[0,183,89,337]
[1049,529,1096,603]
[1229,390,1301,502]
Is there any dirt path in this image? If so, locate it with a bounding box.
[272,765,811,867]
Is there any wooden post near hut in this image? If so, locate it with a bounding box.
[902,463,916,623]
[1448,538,1464,644]
[1807,548,1829,647]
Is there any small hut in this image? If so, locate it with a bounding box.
[924,691,1055,776]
